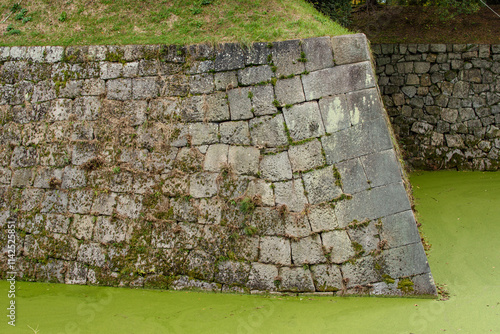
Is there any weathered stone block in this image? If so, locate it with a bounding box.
[270,39,305,77]
[311,264,342,292]
[308,204,340,232]
[382,243,431,278]
[20,188,44,211]
[279,267,315,292]
[41,190,68,213]
[286,102,325,140]
[180,92,229,122]
[93,216,129,244]
[65,262,88,285]
[341,256,379,288]
[360,149,402,188]
[291,235,325,264]
[302,36,334,71]
[247,262,278,291]
[288,139,325,172]
[250,84,277,116]
[190,172,218,198]
[228,146,260,175]
[132,77,160,99]
[116,194,143,219]
[61,166,86,189]
[322,230,355,264]
[77,243,106,267]
[214,71,238,91]
[203,144,229,172]
[303,166,343,204]
[331,34,370,65]
[335,182,411,224]
[251,207,286,236]
[11,146,38,168]
[347,88,384,126]
[274,76,305,106]
[91,192,117,216]
[228,87,253,120]
[249,114,288,148]
[188,122,219,146]
[189,73,214,94]
[274,180,308,212]
[260,151,293,182]
[380,210,421,249]
[106,78,132,100]
[318,94,350,133]
[219,121,250,145]
[11,168,34,188]
[71,214,95,240]
[215,260,251,285]
[238,65,273,86]
[302,61,375,101]
[246,179,275,207]
[214,43,246,72]
[284,213,312,238]
[260,236,291,265]
[336,158,369,195]
[321,118,392,165]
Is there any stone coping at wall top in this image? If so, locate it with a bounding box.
[0,33,371,66]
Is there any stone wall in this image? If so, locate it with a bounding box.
[374,43,500,170]
[0,35,435,296]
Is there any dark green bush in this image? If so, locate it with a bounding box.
[306,0,352,27]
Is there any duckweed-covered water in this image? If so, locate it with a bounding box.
[2,171,499,333]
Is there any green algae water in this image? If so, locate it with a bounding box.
[2,171,500,334]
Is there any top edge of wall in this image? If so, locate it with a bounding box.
[0,34,370,64]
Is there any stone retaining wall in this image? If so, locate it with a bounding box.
[374,43,500,170]
[0,35,435,296]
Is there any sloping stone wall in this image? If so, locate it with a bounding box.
[0,35,435,296]
[374,43,500,170]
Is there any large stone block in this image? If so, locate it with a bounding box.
[238,65,273,86]
[249,114,288,148]
[302,166,343,204]
[259,151,293,182]
[219,121,251,145]
[283,101,325,141]
[318,94,350,133]
[291,235,325,264]
[302,61,375,101]
[322,230,355,264]
[359,149,402,188]
[274,76,305,106]
[260,236,291,265]
[288,139,325,172]
[250,84,277,116]
[346,88,384,126]
[274,180,308,212]
[334,182,412,224]
[331,34,370,65]
[270,39,305,77]
[247,262,278,291]
[228,87,253,120]
[228,146,260,175]
[311,264,342,292]
[302,36,334,72]
[380,210,421,249]
[278,267,315,292]
[321,117,393,165]
[336,158,370,194]
[203,144,229,172]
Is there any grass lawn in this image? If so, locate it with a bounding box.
[0,0,350,46]
[1,170,500,333]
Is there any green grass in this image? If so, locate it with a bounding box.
[1,170,500,333]
[0,0,350,46]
